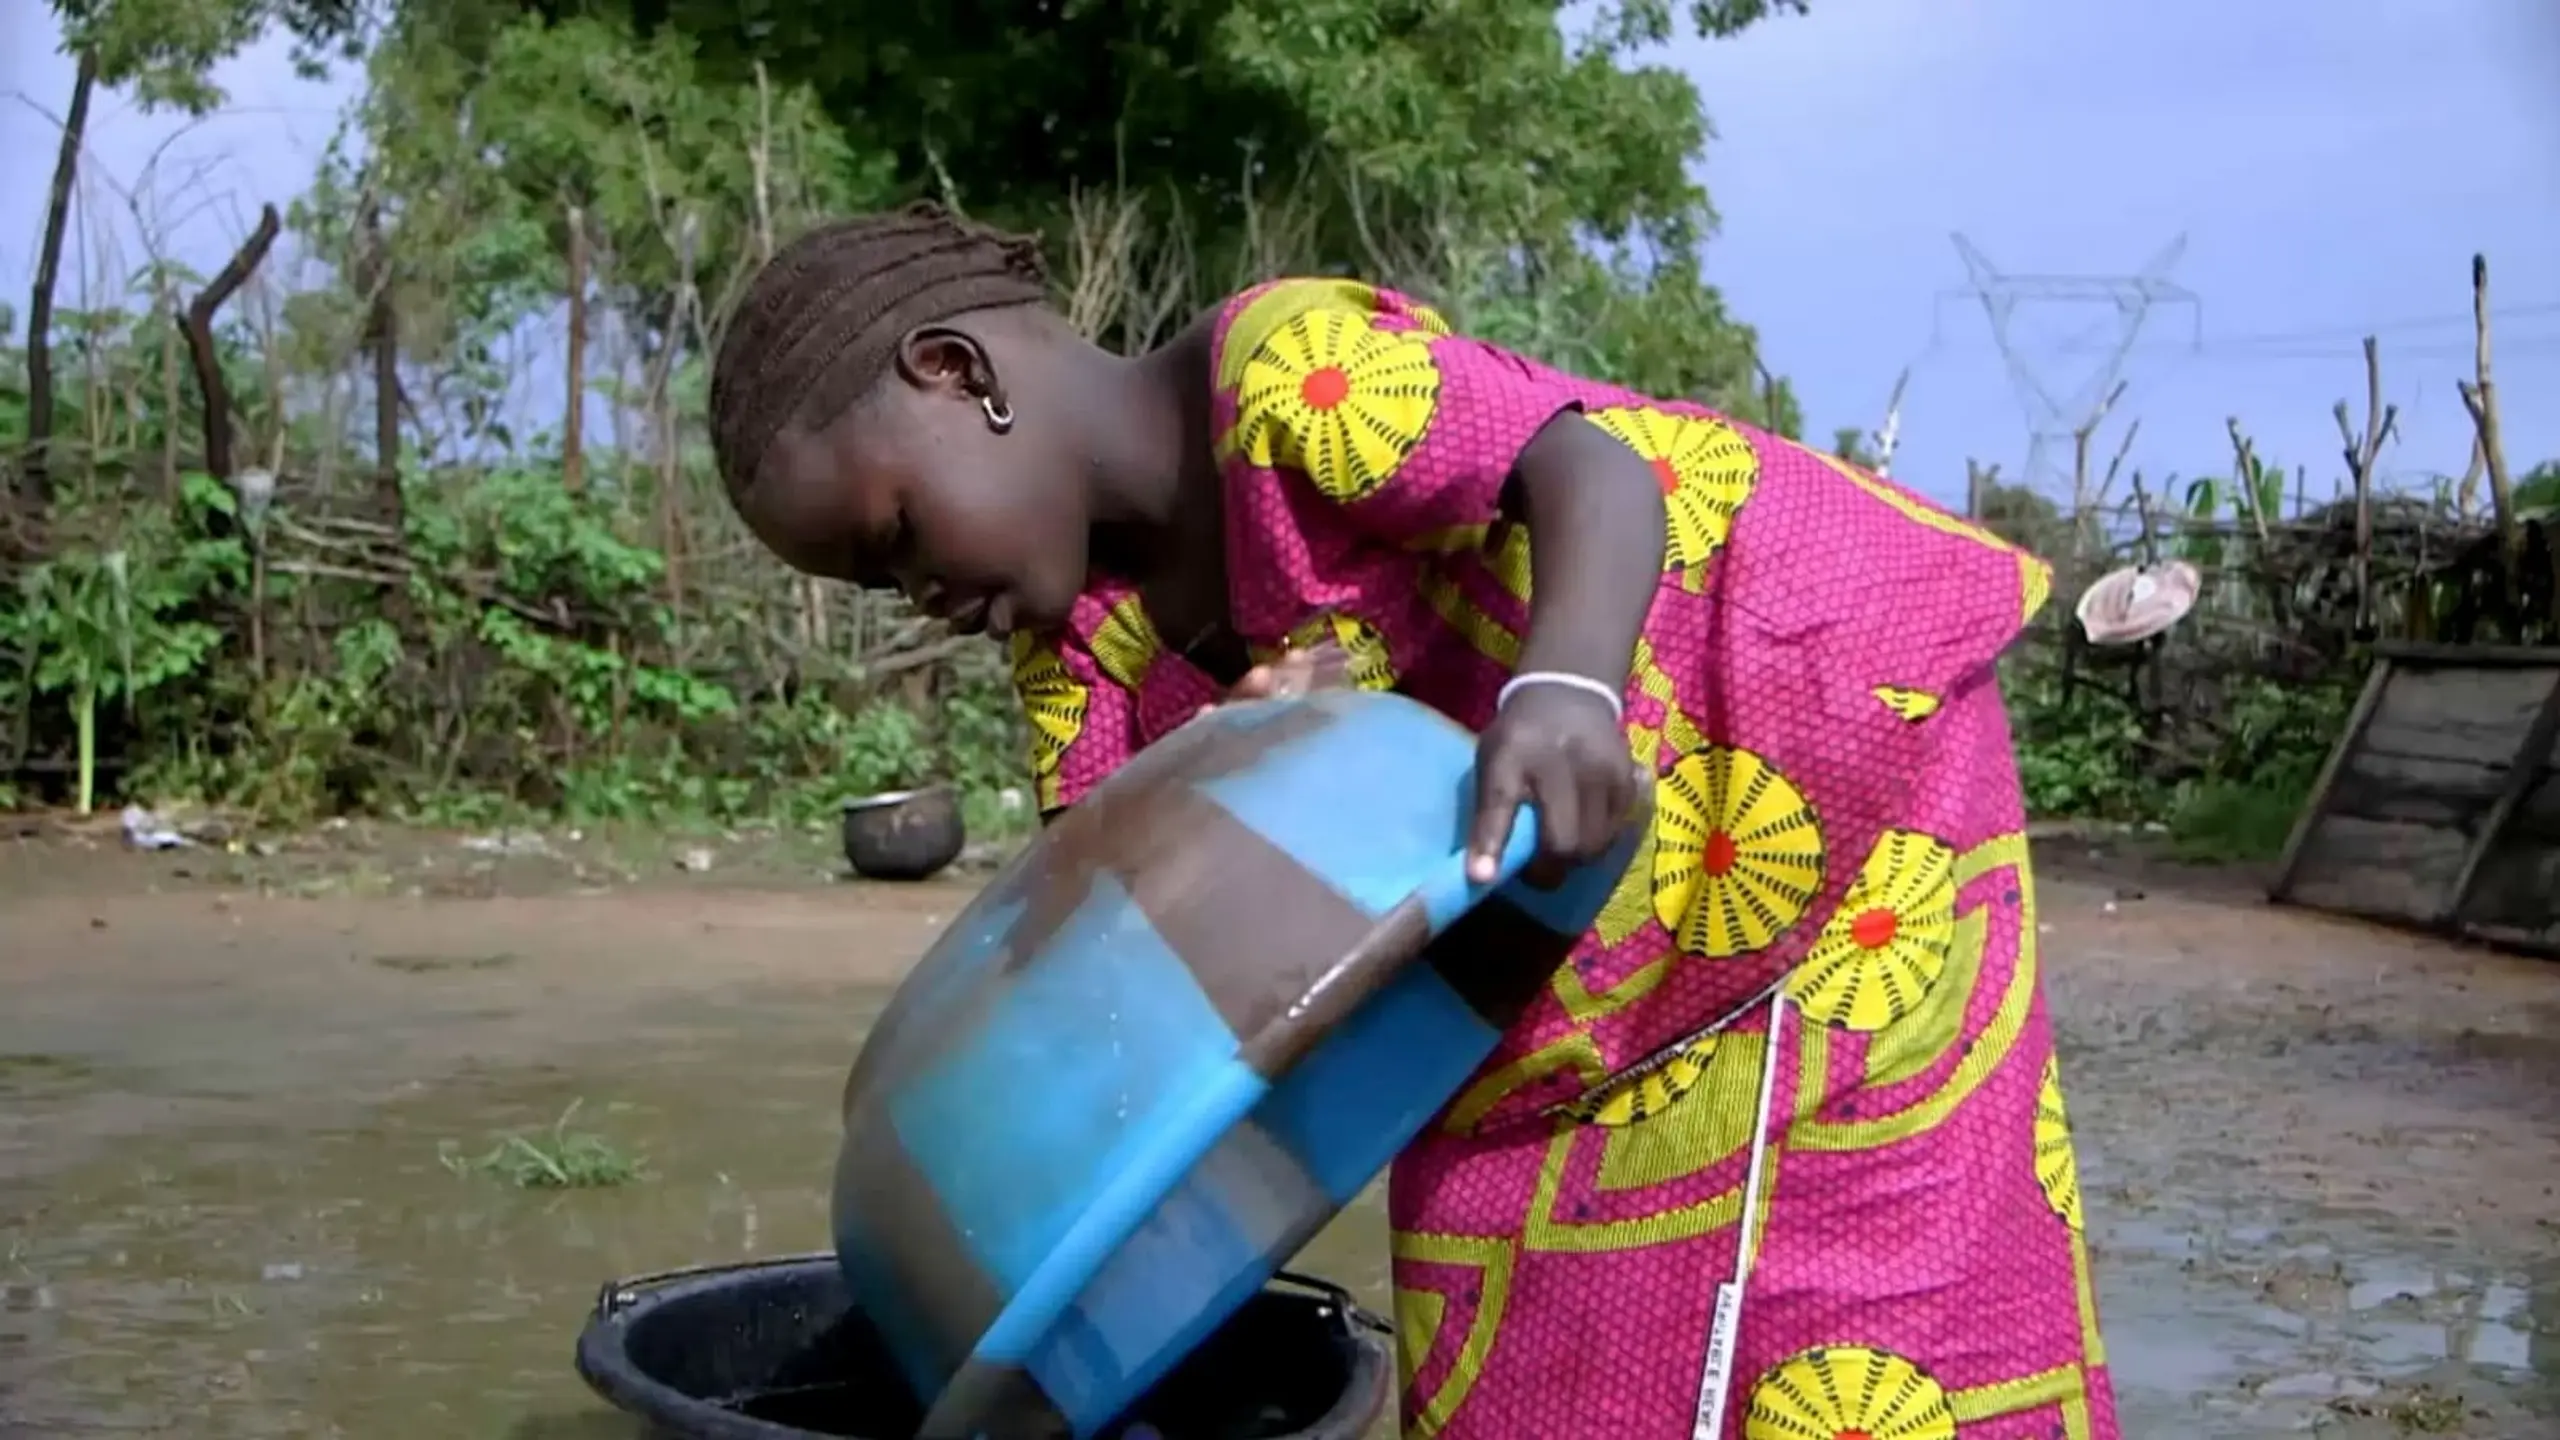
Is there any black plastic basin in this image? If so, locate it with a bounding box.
[574,1255,1391,1440]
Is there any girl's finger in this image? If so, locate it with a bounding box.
[1465,760,1528,884]
[1526,762,1584,889]
[1542,762,1587,860]
[1583,760,1634,857]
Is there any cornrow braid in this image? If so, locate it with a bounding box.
[710,201,1049,498]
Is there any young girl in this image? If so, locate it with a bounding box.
[711,204,2116,1440]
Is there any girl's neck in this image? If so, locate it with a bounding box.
[1087,326,1225,603]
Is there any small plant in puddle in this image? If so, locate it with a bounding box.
[2329,1384,2474,1434]
[442,1101,645,1189]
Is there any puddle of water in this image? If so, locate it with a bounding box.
[0,980,1392,1440]
[2090,1209,2560,1436]
[4,963,2553,1440]
[1,993,856,1437]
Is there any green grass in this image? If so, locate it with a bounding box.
[2329,1383,2474,1434]
[441,1100,645,1189]
[2163,776,2314,866]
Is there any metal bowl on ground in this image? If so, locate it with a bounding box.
[574,1254,1390,1440]
[841,787,965,882]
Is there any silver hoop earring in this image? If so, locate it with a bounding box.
[980,394,1015,434]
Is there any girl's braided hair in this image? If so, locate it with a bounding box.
[709,202,1048,498]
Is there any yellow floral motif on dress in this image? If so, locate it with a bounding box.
[1085,595,1163,691]
[1745,1345,1959,1440]
[2019,550,2055,627]
[1439,1030,1605,1135]
[1400,297,1456,337]
[1814,448,2018,558]
[1872,684,1942,722]
[1520,1032,1770,1252]
[1403,522,1491,557]
[1860,903,1986,1088]
[1231,307,1441,502]
[1789,829,1958,1032]
[1563,1035,1721,1127]
[1008,633,1090,811]
[1652,743,1825,958]
[1590,641,1703,951]
[1418,569,1520,668]
[1485,524,1534,601]
[1585,405,1761,589]
[1588,818,1663,954]
[2036,1054,2084,1231]
[1946,1364,2098,1435]
[1588,1030,1768,1193]
[1411,524,1534,671]
[1398,515,1527,590]
[1393,1287,1438,1396]
[1796,833,2037,1154]
[1256,611,1399,691]
[1215,280,1449,379]
[1215,279,1385,393]
[1389,1230,1517,1440]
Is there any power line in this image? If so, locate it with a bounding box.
[1927,339,2560,366]
[2195,301,2560,350]
[1939,303,2560,358]
[1927,328,2560,364]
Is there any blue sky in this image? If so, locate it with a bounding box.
[5,0,2557,511]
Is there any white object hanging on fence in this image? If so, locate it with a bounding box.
[2074,561,2201,645]
[120,805,191,851]
[233,468,277,532]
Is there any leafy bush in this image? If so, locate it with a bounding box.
[2003,658,2354,865]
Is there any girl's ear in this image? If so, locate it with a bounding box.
[893,326,992,399]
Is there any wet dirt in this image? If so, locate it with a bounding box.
[1,830,2554,1438]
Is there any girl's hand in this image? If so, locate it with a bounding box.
[1466,682,1643,888]
[1194,642,1354,718]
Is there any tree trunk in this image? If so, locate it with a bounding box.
[563,203,588,491]
[359,195,405,533]
[20,49,99,525]
[179,204,283,484]
[372,290,399,499]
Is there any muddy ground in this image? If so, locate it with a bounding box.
[1,820,2554,1438]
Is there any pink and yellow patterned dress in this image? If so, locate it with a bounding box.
[1008,279,2116,1440]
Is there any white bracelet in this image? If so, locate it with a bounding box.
[1496,670,1626,722]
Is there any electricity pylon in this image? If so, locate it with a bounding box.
[1947,234,2201,498]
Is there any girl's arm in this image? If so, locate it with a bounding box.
[1464,415,1665,882]
[1509,413,1666,704]
[1215,279,1668,882]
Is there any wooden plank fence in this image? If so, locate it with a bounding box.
[2270,642,2560,955]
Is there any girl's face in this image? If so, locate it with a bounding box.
[733,330,1093,640]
